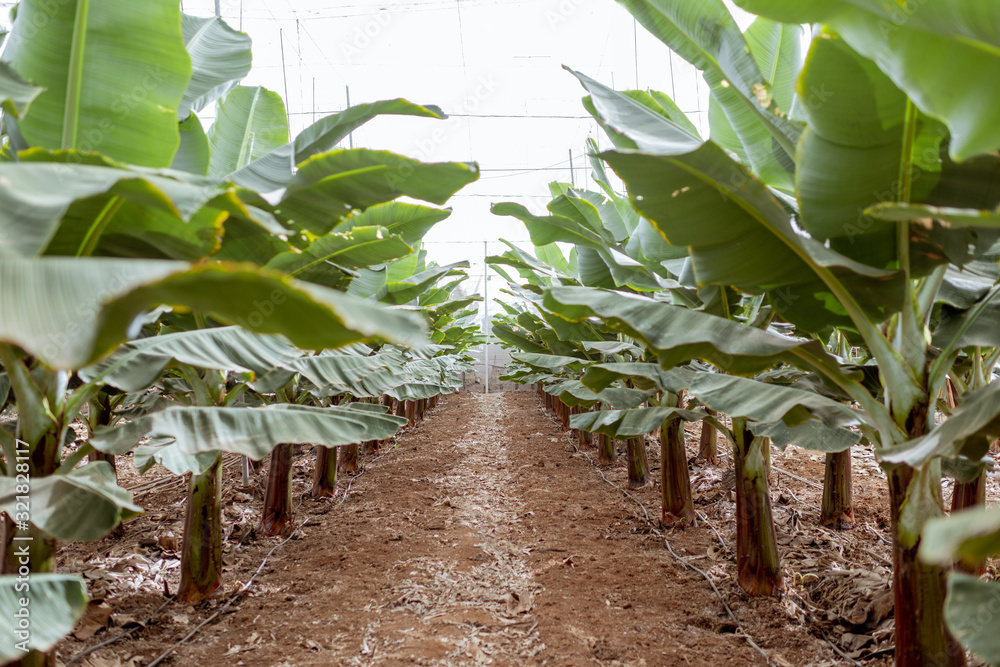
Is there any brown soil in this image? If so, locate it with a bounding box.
[56,390,982,667]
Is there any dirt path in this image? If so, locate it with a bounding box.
[61,391,849,666]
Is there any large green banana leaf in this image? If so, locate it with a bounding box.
[942,574,1000,665]
[921,506,1000,568]
[254,350,398,394]
[510,352,588,371]
[91,403,407,462]
[578,72,906,331]
[0,258,426,369]
[610,0,801,164]
[792,32,997,270]
[277,150,479,234]
[207,85,289,180]
[80,326,303,392]
[492,202,661,291]
[686,373,859,429]
[748,417,859,452]
[0,462,141,541]
[492,323,548,354]
[1,0,191,167]
[0,60,43,117]
[383,261,470,305]
[0,159,228,257]
[736,0,1000,161]
[228,99,448,192]
[570,406,707,438]
[543,286,852,381]
[704,17,802,192]
[882,381,1000,466]
[178,13,252,120]
[0,574,87,662]
[333,202,452,245]
[580,362,691,393]
[549,380,654,409]
[264,227,414,283]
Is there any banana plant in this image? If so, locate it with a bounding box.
[560,2,1000,659]
[0,4,480,663]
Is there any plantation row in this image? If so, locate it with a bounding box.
[0,2,485,666]
[486,2,1000,667]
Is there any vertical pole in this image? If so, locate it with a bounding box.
[214,0,221,17]
[483,241,489,395]
[633,18,640,89]
[239,0,244,31]
[279,30,293,172]
[279,30,290,127]
[569,149,575,187]
[346,86,354,148]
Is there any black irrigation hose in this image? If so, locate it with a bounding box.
[144,442,407,667]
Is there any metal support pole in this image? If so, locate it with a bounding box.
[569,149,575,187]
[214,0,221,17]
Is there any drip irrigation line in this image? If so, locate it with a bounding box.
[144,438,409,667]
[65,598,174,666]
[662,539,776,667]
[561,416,859,666]
[694,510,727,550]
[772,465,823,491]
[563,429,775,665]
[567,450,772,661]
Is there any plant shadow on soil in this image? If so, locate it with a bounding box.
[57,390,966,666]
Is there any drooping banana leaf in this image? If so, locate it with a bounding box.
[0,160,229,257]
[277,150,479,234]
[228,99,449,192]
[332,202,452,246]
[0,258,427,369]
[0,462,141,541]
[92,403,407,462]
[80,326,303,392]
[0,574,87,663]
[178,13,252,120]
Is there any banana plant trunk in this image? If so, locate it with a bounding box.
[179,453,223,602]
[260,444,295,536]
[338,443,361,475]
[625,437,652,489]
[821,449,855,529]
[732,418,783,596]
[888,462,965,667]
[698,408,717,464]
[311,445,339,498]
[597,432,616,465]
[660,416,694,527]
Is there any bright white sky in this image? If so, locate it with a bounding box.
[1,0,754,310]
